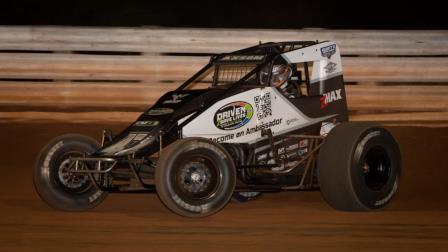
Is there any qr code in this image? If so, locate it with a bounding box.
[254,92,272,120]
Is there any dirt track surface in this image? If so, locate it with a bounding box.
[0,122,447,251]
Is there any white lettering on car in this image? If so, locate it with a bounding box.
[321,88,343,109]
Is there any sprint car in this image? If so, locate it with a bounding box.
[34,41,401,217]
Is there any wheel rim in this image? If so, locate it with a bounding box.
[174,155,220,202]
[361,146,391,191]
[55,151,91,193]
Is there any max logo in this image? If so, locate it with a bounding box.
[320,89,343,109]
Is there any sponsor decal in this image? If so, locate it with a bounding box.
[254,92,272,120]
[320,88,343,109]
[163,93,189,104]
[214,101,254,130]
[220,55,265,61]
[210,133,235,143]
[134,120,159,127]
[324,62,337,74]
[210,118,283,143]
[245,118,282,135]
[146,108,174,115]
[320,44,337,59]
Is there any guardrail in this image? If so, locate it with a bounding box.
[0,27,447,125]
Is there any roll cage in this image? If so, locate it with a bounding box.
[176,41,319,93]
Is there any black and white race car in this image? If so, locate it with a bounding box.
[34,41,401,217]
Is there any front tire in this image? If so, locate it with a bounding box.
[34,134,108,211]
[155,138,236,217]
[317,122,401,211]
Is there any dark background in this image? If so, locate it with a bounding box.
[0,0,446,29]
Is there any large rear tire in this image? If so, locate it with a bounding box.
[155,138,236,217]
[34,134,108,211]
[317,122,401,211]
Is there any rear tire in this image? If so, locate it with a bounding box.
[317,122,400,211]
[155,138,236,217]
[34,134,108,211]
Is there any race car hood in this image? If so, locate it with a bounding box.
[94,88,225,157]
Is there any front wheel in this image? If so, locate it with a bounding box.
[34,134,108,211]
[155,138,236,217]
[317,122,401,211]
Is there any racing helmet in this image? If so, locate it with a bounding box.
[260,64,292,87]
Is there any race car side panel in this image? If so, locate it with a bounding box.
[182,87,336,144]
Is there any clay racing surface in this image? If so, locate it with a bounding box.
[0,122,447,251]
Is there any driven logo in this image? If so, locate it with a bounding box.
[320,89,343,109]
[214,101,253,130]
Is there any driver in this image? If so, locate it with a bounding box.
[260,64,300,98]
